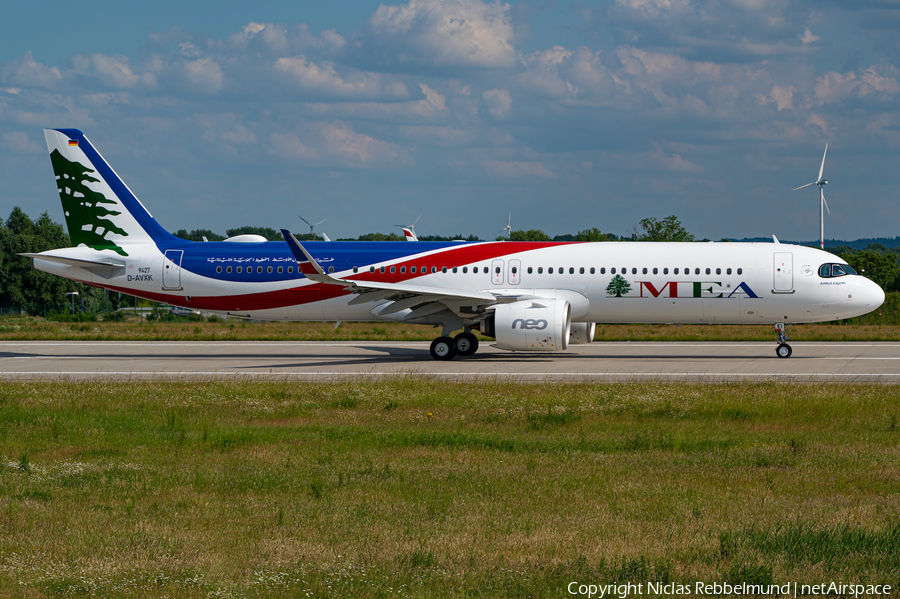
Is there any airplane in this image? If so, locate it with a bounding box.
[22,129,885,360]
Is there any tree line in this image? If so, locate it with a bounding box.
[2,208,898,310]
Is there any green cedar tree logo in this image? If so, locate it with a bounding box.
[606,274,632,297]
[49,149,129,256]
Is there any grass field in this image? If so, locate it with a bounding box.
[1,380,898,597]
[0,318,899,343]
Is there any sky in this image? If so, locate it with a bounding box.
[1,0,899,242]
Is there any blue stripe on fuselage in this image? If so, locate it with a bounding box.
[176,240,477,282]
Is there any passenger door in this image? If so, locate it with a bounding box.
[163,250,183,290]
[773,252,793,292]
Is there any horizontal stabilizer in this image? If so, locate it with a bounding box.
[19,252,126,279]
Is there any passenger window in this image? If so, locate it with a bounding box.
[579,267,584,274]
[452,267,457,273]
[473,266,478,274]
[716,268,721,275]
[512,266,518,274]
[600,267,606,274]
[663,268,668,275]
[288,266,293,273]
[380,266,386,273]
[569,267,575,274]
[590,267,595,274]
[401,266,406,273]
[278,266,283,273]
[423,266,428,273]
[328,266,334,273]
[559,267,563,274]
[705,268,710,275]
[411,266,417,273]
[432,267,437,273]
[353,266,358,273]
[694,268,700,275]
[237,266,242,273]
[462,267,467,273]
[674,268,679,274]
[226,266,232,274]
[611,268,616,274]
[443,267,448,273]
[538,267,543,274]
[370,266,375,273]
[642,267,648,275]
[737,268,742,275]
[257,266,263,273]
[527,267,532,274]
[632,267,637,275]
[216,266,222,273]
[390,266,396,273]
[653,268,658,275]
[549,267,554,274]
[726,268,731,275]
[267,266,273,273]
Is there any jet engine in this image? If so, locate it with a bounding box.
[481,300,571,351]
[569,322,596,344]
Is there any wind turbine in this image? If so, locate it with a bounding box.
[499,212,511,239]
[298,215,327,240]
[394,214,421,241]
[793,144,830,250]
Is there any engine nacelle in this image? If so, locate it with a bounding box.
[569,322,596,344]
[482,300,571,351]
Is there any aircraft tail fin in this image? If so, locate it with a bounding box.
[43,129,177,256]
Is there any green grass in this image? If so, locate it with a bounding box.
[1,380,898,597]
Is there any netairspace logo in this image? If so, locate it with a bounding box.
[567,581,893,598]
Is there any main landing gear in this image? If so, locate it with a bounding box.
[429,331,480,361]
[774,322,792,358]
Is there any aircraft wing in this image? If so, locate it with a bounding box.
[281,230,505,318]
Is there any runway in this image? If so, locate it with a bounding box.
[1,340,899,382]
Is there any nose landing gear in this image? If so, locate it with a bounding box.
[774,322,792,358]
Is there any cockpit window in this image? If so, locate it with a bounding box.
[819,263,855,278]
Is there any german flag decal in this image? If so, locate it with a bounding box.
[68,140,78,146]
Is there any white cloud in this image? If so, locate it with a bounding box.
[482,88,511,117]
[1,52,64,87]
[274,56,408,99]
[269,122,406,167]
[768,84,795,110]
[2,131,43,153]
[814,65,900,105]
[270,132,319,160]
[366,0,517,67]
[181,58,224,93]
[799,28,820,44]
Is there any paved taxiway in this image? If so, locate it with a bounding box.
[0,340,898,381]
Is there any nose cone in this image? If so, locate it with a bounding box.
[866,278,886,312]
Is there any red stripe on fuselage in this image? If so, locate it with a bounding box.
[103,241,571,312]
[341,241,566,284]
[101,282,350,312]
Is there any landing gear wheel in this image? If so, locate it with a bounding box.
[454,332,479,356]
[430,336,457,361]
[776,343,792,359]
